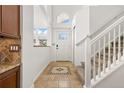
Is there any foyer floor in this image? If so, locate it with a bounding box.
[34,61,83,88]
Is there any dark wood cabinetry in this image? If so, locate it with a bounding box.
[0,66,20,88]
[0,6,2,33]
[0,5,20,38]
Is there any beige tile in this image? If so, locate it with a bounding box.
[46,81,58,88]
[58,81,71,88]
[34,62,84,88]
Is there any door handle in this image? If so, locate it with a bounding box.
[56,44,59,49]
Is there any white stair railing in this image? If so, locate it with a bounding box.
[77,15,124,88]
[90,23,124,87]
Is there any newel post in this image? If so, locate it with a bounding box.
[84,36,91,88]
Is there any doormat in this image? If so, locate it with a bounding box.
[49,66,71,75]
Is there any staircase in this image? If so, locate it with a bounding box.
[76,15,124,87]
[90,36,124,79]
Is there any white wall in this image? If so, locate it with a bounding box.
[90,5,124,35]
[74,6,90,44]
[34,6,48,28]
[95,64,124,88]
[22,5,50,88]
[73,6,90,65]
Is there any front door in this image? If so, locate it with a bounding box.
[55,30,72,62]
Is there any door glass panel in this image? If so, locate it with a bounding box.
[58,32,68,40]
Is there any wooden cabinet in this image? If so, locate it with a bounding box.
[0,6,2,33]
[0,66,20,88]
[0,5,20,38]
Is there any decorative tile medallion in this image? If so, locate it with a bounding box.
[49,66,71,75]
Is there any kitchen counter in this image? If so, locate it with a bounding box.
[0,61,21,74]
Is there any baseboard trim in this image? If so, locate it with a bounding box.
[31,62,49,87]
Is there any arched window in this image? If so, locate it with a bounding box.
[57,13,71,24]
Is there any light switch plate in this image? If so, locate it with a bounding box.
[9,44,20,52]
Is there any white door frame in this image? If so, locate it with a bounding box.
[53,28,74,63]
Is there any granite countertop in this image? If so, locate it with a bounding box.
[0,60,21,74]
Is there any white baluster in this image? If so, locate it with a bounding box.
[118,25,121,61]
[98,40,101,77]
[84,37,91,88]
[108,32,111,69]
[103,36,106,73]
[123,24,124,56]
[93,45,96,81]
[113,28,116,65]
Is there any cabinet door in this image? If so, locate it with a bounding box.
[0,66,20,88]
[0,6,2,32]
[0,73,17,88]
[2,5,20,38]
